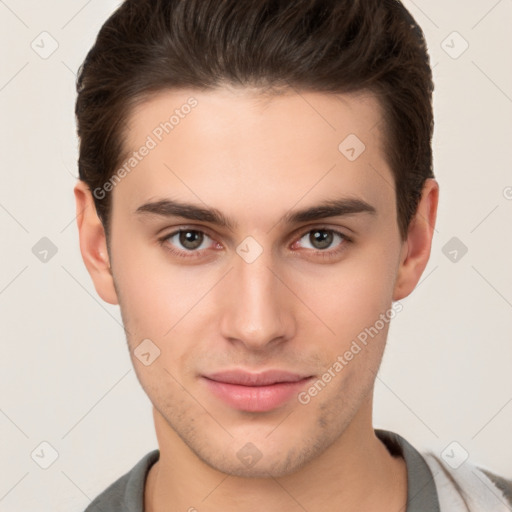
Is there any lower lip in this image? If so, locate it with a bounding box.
[202,377,313,412]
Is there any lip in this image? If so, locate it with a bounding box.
[202,370,314,412]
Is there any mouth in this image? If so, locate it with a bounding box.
[201,369,314,412]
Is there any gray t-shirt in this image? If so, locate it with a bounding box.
[84,429,440,511]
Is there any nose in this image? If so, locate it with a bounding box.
[219,247,296,351]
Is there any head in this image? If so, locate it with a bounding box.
[74,0,438,478]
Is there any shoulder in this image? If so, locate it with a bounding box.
[421,451,512,511]
[83,449,160,512]
[84,476,127,512]
[480,468,512,503]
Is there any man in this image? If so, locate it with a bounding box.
[74,0,512,510]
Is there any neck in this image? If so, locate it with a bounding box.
[145,402,407,512]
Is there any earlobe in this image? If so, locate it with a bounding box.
[74,180,119,305]
[392,178,439,301]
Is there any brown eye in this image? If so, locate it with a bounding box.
[178,230,204,250]
[298,229,345,251]
[163,229,212,252]
[309,230,334,249]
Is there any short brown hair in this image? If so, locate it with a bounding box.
[75,0,434,242]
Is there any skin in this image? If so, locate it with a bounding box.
[74,85,438,511]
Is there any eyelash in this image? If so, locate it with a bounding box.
[157,226,352,261]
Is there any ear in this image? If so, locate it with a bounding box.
[393,178,439,301]
[74,180,119,305]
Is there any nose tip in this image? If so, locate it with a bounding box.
[219,255,294,350]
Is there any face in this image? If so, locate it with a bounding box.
[90,86,415,477]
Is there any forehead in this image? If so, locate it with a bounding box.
[124,86,386,155]
[112,86,395,225]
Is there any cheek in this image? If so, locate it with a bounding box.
[111,242,223,388]
[111,234,210,335]
[111,222,400,356]
[290,246,399,340]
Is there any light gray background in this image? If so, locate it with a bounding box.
[1,1,511,510]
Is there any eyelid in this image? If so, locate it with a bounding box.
[159,226,219,248]
[160,224,351,242]
[292,224,352,243]
[159,225,218,242]
[159,224,352,258]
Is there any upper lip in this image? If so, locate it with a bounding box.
[203,369,312,386]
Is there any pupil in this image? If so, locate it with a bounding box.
[311,230,332,249]
[180,230,202,250]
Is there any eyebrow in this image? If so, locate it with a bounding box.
[134,197,376,230]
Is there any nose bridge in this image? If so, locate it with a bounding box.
[219,245,293,348]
